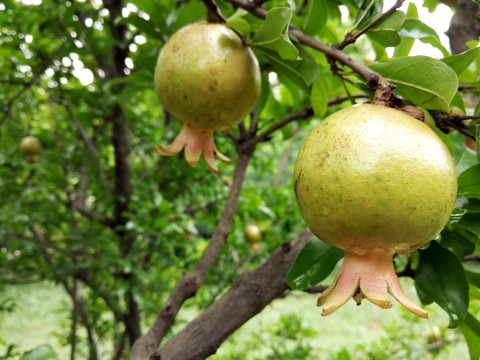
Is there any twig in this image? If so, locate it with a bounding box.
[61,100,112,192]
[335,0,406,50]
[243,93,369,150]
[201,0,226,23]
[463,254,480,262]
[429,110,479,138]
[223,0,394,104]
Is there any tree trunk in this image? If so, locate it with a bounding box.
[446,0,480,54]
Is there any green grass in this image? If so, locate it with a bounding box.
[0,280,470,359]
[0,282,70,359]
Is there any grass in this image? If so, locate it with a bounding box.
[209,278,470,359]
[0,280,470,359]
[0,282,70,359]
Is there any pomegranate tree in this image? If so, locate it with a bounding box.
[154,22,261,174]
[293,104,457,318]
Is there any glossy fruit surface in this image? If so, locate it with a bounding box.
[20,136,42,157]
[245,224,262,244]
[293,103,457,318]
[153,22,261,174]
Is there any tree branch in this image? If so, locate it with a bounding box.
[335,0,405,50]
[241,94,368,151]
[201,0,226,23]
[61,101,112,191]
[130,150,254,360]
[429,110,479,138]
[224,0,394,103]
[147,230,314,360]
[463,254,480,262]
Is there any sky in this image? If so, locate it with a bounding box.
[383,0,454,57]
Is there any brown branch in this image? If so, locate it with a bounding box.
[242,94,369,150]
[69,200,116,227]
[224,0,393,104]
[61,101,112,191]
[335,0,406,50]
[201,0,226,23]
[130,151,254,360]
[429,110,478,138]
[148,230,313,360]
[463,254,480,262]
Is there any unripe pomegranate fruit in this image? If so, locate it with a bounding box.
[245,224,262,252]
[20,136,42,162]
[294,104,457,318]
[154,22,261,174]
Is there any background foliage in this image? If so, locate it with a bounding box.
[1,0,480,359]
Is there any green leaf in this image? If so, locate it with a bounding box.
[310,80,328,117]
[441,229,475,259]
[121,14,161,39]
[353,0,383,31]
[257,45,319,89]
[287,237,344,290]
[464,261,480,289]
[370,56,458,111]
[459,213,480,237]
[416,241,469,328]
[225,18,251,38]
[458,164,480,199]
[459,313,480,360]
[20,344,58,360]
[441,48,480,76]
[367,10,405,47]
[399,18,449,56]
[302,0,328,35]
[249,7,299,60]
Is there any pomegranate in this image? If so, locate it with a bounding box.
[20,136,42,162]
[245,223,262,252]
[154,22,261,174]
[293,104,457,318]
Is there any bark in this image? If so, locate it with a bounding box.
[446,0,480,55]
[141,230,313,360]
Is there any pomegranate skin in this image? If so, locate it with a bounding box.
[153,22,261,173]
[293,104,457,317]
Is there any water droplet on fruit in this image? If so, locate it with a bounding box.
[419,241,431,250]
[394,242,410,255]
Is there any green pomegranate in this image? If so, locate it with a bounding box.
[293,104,457,318]
[20,135,42,162]
[245,223,262,252]
[154,22,261,174]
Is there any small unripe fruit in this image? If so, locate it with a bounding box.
[424,326,442,343]
[245,224,262,253]
[245,224,262,244]
[20,136,42,162]
[153,22,261,174]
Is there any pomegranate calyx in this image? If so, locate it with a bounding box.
[317,251,428,319]
[153,122,231,175]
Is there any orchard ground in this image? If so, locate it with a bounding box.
[0,279,470,359]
